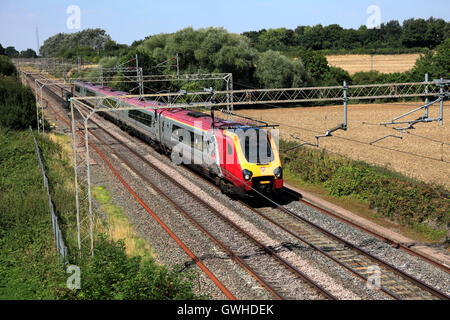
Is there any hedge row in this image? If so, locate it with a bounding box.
[280,140,449,237]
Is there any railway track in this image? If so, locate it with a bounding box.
[239,195,449,300]
[25,71,449,300]
[281,187,450,274]
[25,74,239,300]
[27,72,336,300]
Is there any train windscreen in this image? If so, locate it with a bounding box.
[237,128,273,164]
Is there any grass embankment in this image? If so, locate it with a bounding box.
[1,52,201,299]
[280,140,449,243]
[0,129,201,299]
[0,129,67,299]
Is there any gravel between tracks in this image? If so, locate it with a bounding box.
[39,81,448,299]
[92,115,389,299]
[283,200,450,295]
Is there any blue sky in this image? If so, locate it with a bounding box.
[1,0,449,52]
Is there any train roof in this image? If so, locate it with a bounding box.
[76,81,273,131]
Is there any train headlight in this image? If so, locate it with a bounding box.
[242,169,253,181]
[274,166,282,179]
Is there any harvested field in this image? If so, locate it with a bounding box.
[326,54,421,74]
[234,102,450,189]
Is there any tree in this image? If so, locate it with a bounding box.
[0,55,17,76]
[19,49,37,58]
[242,30,263,46]
[258,28,290,48]
[383,20,402,41]
[321,66,351,86]
[401,18,429,48]
[139,27,257,89]
[432,38,450,77]
[322,24,344,49]
[39,29,113,57]
[424,17,446,48]
[301,24,324,50]
[297,49,329,84]
[254,50,307,88]
[411,38,450,79]
[0,44,5,56]
[5,46,19,58]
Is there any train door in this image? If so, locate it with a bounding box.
[162,119,172,149]
[203,133,221,176]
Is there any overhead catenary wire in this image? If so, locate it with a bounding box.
[232,80,449,162]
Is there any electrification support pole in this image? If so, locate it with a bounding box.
[39,84,44,134]
[136,53,139,84]
[78,56,81,77]
[84,115,94,256]
[139,67,144,95]
[70,101,82,257]
[176,53,180,81]
[34,79,39,133]
[64,62,68,83]
[225,73,234,118]
[343,81,348,129]
[439,78,444,126]
[425,73,429,118]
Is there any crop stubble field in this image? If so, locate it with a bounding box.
[235,102,450,189]
[325,54,421,74]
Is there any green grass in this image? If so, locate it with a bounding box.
[92,186,155,259]
[0,129,202,299]
[0,128,67,299]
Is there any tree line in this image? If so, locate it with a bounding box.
[243,17,449,54]
[81,26,450,94]
[0,43,37,59]
[38,28,128,59]
[5,17,448,94]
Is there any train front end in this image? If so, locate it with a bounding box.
[218,126,283,196]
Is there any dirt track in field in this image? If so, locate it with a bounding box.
[234,102,450,189]
[326,54,421,74]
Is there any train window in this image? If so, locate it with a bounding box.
[129,110,153,127]
[75,85,81,93]
[86,89,96,97]
[194,133,203,151]
[104,98,118,108]
[240,130,273,164]
[227,143,233,155]
[173,124,194,146]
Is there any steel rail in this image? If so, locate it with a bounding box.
[25,73,237,300]
[81,115,336,300]
[28,71,449,300]
[244,196,450,300]
[281,187,450,275]
[32,73,334,300]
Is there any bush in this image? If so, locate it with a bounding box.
[0,76,36,129]
[60,235,201,300]
[280,139,449,234]
[0,55,16,76]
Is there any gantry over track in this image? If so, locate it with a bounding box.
[67,80,447,107]
[20,68,448,256]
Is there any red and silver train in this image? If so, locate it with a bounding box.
[73,81,283,196]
